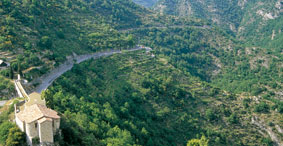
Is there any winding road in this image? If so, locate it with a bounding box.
[118,25,211,32]
[0,100,7,107]
[32,46,150,93]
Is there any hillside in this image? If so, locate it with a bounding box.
[153,0,283,47]
[0,0,212,99]
[154,0,243,31]
[0,0,151,99]
[0,0,282,146]
[133,0,158,7]
[129,22,282,98]
[142,0,282,112]
[44,50,280,146]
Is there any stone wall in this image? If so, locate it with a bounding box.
[39,120,54,143]
[26,121,39,139]
[15,116,25,132]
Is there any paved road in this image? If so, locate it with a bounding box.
[33,47,150,93]
[0,100,7,107]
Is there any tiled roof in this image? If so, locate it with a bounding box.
[38,117,53,124]
[17,104,60,123]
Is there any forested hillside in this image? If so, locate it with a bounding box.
[0,0,282,146]
[154,0,283,47]
[133,0,158,7]
[154,0,244,31]
[0,0,210,99]
[44,50,278,146]
[0,0,149,99]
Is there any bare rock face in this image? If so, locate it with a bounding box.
[251,116,283,146]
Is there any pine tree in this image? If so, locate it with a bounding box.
[17,62,23,77]
[9,66,14,79]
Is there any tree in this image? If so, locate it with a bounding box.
[187,136,209,146]
[103,126,134,146]
[205,109,216,121]
[42,89,54,108]
[228,113,239,124]
[5,127,26,146]
[17,62,23,77]
[39,36,52,49]
[0,122,14,145]
[9,66,14,79]
[254,102,270,113]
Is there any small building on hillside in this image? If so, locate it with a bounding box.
[0,60,7,67]
[15,91,60,146]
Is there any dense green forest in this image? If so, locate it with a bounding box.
[0,0,144,99]
[43,51,277,146]
[0,0,207,99]
[130,26,282,95]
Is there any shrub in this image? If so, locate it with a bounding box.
[39,36,52,49]
[5,126,26,146]
[228,113,239,124]
[0,122,14,145]
[243,98,251,108]
[187,136,209,146]
[205,109,216,121]
[254,102,270,113]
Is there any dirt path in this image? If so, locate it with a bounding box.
[32,47,150,93]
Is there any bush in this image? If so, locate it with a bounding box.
[0,122,14,145]
[205,109,216,121]
[32,137,40,145]
[254,102,270,113]
[243,98,251,108]
[187,136,209,146]
[272,102,283,113]
[39,36,52,49]
[251,87,264,96]
[228,113,239,124]
[261,138,273,146]
[6,126,26,146]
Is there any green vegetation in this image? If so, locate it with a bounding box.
[254,102,270,113]
[0,75,14,99]
[0,0,282,145]
[187,136,209,146]
[0,0,143,90]
[133,0,158,7]
[5,127,26,146]
[0,100,25,146]
[154,0,283,48]
[0,122,14,145]
[44,51,272,145]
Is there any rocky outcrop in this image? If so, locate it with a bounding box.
[251,116,282,146]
